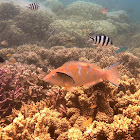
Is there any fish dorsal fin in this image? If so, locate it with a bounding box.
[63,61,102,71]
[98,34,106,36]
[56,71,75,84]
[89,63,102,70]
[63,61,89,66]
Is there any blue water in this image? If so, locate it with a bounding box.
[59,0,140,22]
[3,0,140,22]
[0,0,140,50]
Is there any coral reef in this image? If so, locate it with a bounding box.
[0,44,140,139]
[0,0,140,139]
[0,67,24,116]
[0,101,70,140]
[1,45,139,79]
[0,2,52,47]
[44,0,64,15]
[0,1,137,49]
[63,1,105,20]
[0,20,28,47]
[14,11,51,41]
[0,63,48,117]
[106,10,129,23]
[50,19,117,38]
[130,33,140,48]
[0,2,19,20]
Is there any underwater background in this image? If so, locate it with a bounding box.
[0,0,140,140]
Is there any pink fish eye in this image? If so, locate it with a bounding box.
[52,74,55,77]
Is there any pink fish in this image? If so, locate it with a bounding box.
[101,7,108,14]
[44,61,119,91]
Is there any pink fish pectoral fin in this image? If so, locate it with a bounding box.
[84,79,103,87]
[66,87,75,92]
[56,71,75,84]
[64,83,75,92]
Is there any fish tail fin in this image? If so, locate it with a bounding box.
[104,62,119,87]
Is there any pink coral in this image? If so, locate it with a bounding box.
[0,67,23,116]
[0,63,49,117]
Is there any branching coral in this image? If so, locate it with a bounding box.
[45,86,68,117]
[0,67,24,117]
[0,63,140,139]
[0,104,71,140]
[0,63,49,117]
[6,45,140,80]
[65,83,115,124]
[0,42,140,139]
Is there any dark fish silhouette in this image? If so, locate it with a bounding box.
[0,57,5,63]
[50,29,56,35]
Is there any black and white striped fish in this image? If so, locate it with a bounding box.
[26,3,40,10]
[88,33,113,47]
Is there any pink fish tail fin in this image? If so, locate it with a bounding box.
[104,62,119,87]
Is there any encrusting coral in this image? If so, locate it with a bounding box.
[0,2,53,47]
[0,2,19,20]
[63,1,105,20]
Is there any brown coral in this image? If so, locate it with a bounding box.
[0,43,140,140]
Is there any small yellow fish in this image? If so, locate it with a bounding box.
[83,117,93,127]
[83,29,87,36]
[6,53,12,58]
[1,40,8,46]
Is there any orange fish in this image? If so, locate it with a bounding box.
[1,40,8,46]
[9,58,16,64]
[44,61,119,91]
[6,53,12,58]
[101,7,108,14]
[90,105,97,109]
[83,117,93,127]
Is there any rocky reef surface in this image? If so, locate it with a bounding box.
[0,1,140,140]
[0,1,139,53]
[0,45,140,140]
